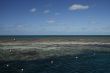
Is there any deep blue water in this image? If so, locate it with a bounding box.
[0,35,110,42]
[0,35,110,39]
[0,52,110,73]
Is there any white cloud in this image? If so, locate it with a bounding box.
[17,25,23,28]
[55,12,60,15]
[69,4,89,11]
[44,10,50,14]
[30,8,36,12]
[47,20,55,23]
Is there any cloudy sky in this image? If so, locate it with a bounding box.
[0,0,110,35]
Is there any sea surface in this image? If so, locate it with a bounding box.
[0,52,110,73]
[0,35,110,73]
[0,35,110,41]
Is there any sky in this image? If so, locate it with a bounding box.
[0,0,110,35]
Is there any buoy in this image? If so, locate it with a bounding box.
[6,64,9,67]
[50,60,54,64]
[13,38,15,40]
[75,56,78,59]
[9,49,12,52]
[21,68,24,72]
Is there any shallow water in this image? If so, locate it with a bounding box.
[0,51,110,73]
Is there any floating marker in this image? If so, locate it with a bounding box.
[50,60,54,64]
[13,38,16,41]
[6,64,9,67]
[75,56,78,59]
[21,68,24,72]
[9,49,12,52]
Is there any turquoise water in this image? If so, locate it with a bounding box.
[0,52,110,73]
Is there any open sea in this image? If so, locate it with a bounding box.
[0,35,110,73]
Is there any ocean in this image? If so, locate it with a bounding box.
[0,35,110,73]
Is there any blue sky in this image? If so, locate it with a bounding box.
[0,0,110,35]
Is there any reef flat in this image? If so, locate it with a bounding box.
[0,36,110,61]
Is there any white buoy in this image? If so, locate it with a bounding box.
[9,49,12,52]
[50,60,54,64]
[13,38,16,41]
[75,56,78,59]
[21,68,24,72]
[6,64,9,67]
